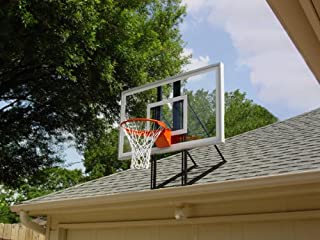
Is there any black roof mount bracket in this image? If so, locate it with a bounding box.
[150,145,226,189]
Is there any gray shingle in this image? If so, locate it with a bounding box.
[23,108,320,204]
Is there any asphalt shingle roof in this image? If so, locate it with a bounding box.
[24,108,320,204]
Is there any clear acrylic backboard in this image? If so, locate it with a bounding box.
[118,63,225,160]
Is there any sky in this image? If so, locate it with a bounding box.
[181,0,320,120]
[4,1,319,170]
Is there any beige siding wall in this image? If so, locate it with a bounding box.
[46,182,320,240]
[64,219,320,240]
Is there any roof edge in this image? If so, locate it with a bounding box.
[11,169,320,214]
[267,0,320,83]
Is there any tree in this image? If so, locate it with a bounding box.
[224,90,278,137]
[0,167,84,223]
[17,167,84,199]
[84,89,277,178]
[83,128,129,179]
[187,89,277,138]
[0,188,18,223]
[0,0,187,186]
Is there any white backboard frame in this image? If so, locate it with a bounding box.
[118,63,225,160]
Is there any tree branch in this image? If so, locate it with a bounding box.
[0,99,20,113]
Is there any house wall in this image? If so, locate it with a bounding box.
[46,181,320,240]
[65,220,320,240]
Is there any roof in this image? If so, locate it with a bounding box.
[22,108,320,205]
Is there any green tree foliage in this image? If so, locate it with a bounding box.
[0,167,84,223]
[83,128,129,179]
[0,188,18,223]
[187,89,277,138]
[0,0,187,187]
[18,167,84,199]
[186,89,216,138]
[224,90,278,137]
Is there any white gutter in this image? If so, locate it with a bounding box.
[19,211,46,235]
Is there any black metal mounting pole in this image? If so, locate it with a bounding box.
[156,164,197,189]
[152,146,226,189]
[186,150,198,167]
[173,81,182,131]
[186,144,226,185]
[214,145,226,163]
[181,150,187,185]
[151,155,157,189]
[150,86,162,189]
[154,86,162,121]
[187,159,226,185]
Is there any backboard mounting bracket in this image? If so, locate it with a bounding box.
[150,145,226,189]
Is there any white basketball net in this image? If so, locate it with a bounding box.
[121,120,164,169]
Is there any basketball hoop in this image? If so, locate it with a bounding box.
[120,118,171,169]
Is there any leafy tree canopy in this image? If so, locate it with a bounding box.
[186,89,278,138]
[0,0,187,187]
[0,167,84,223]
[83,128,129,179]
[224,90,278,137]
[0,188,17,223]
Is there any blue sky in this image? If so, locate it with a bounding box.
[181,19,262,112]
[181,0,320,120]
[4,1,319,170]
[68,0,320,170]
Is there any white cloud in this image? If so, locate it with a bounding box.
[183,0,320,115]
[182,48,210,71]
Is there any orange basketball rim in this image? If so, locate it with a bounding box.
[120,118,171,148]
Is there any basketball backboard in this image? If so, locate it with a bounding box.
[118,63,224,160]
